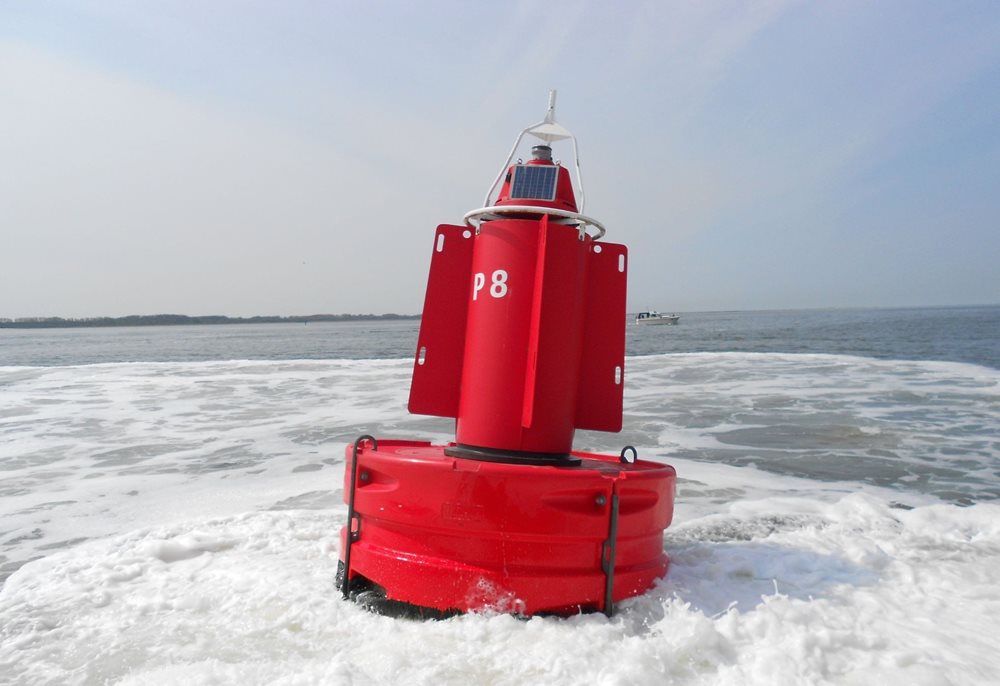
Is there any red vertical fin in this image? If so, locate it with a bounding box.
[408,224,475,418]
[575,242,628,431]
[521,215,549,429]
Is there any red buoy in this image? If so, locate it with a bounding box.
[339,92,676,617]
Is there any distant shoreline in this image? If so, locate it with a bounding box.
[0,314,420,330]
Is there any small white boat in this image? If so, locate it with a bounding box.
[635,311,679,325]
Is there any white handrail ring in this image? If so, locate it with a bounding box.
[463,205,607,241]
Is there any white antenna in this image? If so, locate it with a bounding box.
[482,90,586,211]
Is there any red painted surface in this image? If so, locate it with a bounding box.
[340,441,676,615]
[407,224,474,419]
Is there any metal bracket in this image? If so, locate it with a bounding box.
[601,490,620,617]
[342,434,377,599]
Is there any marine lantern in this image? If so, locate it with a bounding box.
[338,92,676,617]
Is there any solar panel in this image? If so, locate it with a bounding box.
[509,165,558,201]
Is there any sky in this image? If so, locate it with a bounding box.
[2,0,999,318]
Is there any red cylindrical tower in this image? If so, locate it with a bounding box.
[455,162,591,456]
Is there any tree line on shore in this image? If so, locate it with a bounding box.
[0,314,419,329]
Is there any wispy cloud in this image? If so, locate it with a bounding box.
[2,1,999,315]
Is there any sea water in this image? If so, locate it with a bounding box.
[1,307,999,685]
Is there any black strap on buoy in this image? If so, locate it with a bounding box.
[601,447,638,614]
[601,490,620,617]
[342,434,377,599]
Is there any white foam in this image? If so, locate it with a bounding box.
[2,353,999,683]
[2,498,999,685]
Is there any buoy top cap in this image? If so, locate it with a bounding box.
[531,145,553,162]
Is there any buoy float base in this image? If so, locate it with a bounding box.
[338,439,676,617]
